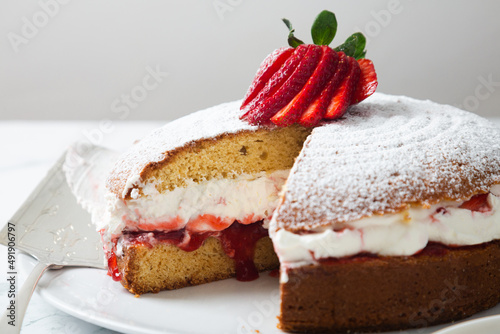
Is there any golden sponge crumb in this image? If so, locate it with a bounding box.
[116,126,304,294]
[118,237,279,295]
[144,125,311,194]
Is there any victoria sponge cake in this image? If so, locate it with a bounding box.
[67,93,500,332]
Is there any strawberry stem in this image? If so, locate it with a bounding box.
[311,10,337,46]
[282,18,305,48]
[334,32,367,60]
[283,10,367,58]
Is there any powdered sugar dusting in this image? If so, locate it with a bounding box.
[274,93,500,232]
[107,100,258,198]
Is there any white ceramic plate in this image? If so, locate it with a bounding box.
[20,253,500,334]
[433,315,500,334]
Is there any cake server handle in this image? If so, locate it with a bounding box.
[0,261,54,334]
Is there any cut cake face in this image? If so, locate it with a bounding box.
[97,100,311,293]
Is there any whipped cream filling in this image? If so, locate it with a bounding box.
[272,188,500,273]
[101,169,290,245]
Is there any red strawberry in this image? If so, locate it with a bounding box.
[271,46,338,126]
[240,10,378,127]
[324,56,360,119]
[240,45,309,119]
[298,51,349,127]
[241,47,294,109]
[352,58,378,104]
[459,193,492,213]
[244,45,322,125]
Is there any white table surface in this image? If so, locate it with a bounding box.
[1,118,499,333]
[0,121,162,334]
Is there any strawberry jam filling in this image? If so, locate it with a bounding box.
[309,193,496,266]
[459,193,492,213]
[316,241,492,265]
[124,212,262,234]
[106,220,268,282]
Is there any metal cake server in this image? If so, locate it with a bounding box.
[0,150,106,334]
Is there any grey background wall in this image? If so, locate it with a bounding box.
[1,0,499,120]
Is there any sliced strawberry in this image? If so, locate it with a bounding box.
[270,93,301,126]
[271,46,338,127]
[352,58,378,104]
[459,193,492,213]
[239,11,378,127]
[241,47,294,109]
[297,96,325,127]
[324,56,360,119]
[240,45,309,119]
[244,45,323,125]
[298,51,349,127]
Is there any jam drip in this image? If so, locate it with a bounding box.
[101,229,123,282]
[219,220,268,281]
[106,220,268,282]
[107,247,122,282]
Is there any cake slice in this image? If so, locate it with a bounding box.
[270,93,500,332]
[103,101,311,294]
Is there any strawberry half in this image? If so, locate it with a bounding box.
[271,46,338,126]
[324,55,360,119]
[352,58,378,104]
[241,47,294,109]
[244,45,322,125]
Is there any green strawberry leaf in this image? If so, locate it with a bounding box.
[282,18,304,48]
[334,32,367,59]
[311,10,337,46]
